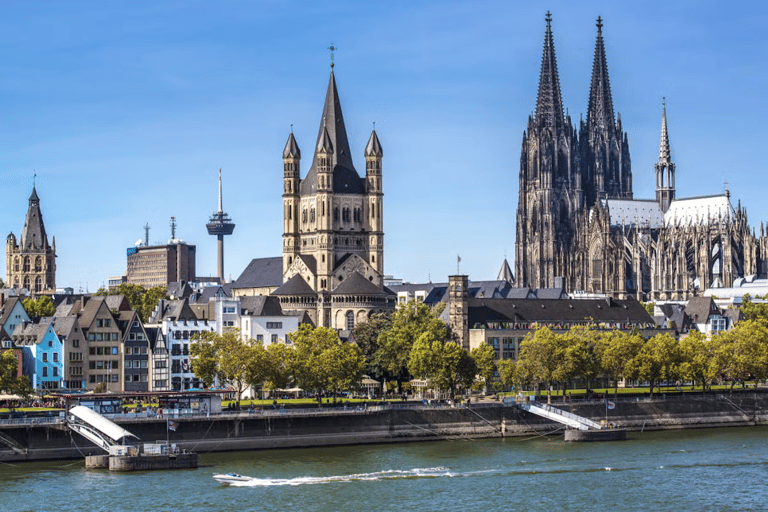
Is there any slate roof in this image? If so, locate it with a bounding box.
[271,274,316,296]
[466,297,655,328]
[240,296,284,316]
[233,257,284,290]
[52,316,77,337]
[496,259,514,284]
[167,281,194,300]
[20,186,50,251]
[191,284,232,304]
[0,297,22,326]
[299,70,365,196]
[332,272,390,296]
[684,296,718,324]
[388,281,567,307]
[655,303,691,332]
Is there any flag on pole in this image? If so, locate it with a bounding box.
[168,420,178,432]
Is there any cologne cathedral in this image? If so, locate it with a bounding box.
[515,13,766,301]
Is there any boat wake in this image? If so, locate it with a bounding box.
[227,467,454,487]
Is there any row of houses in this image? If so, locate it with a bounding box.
[0,287,307,393]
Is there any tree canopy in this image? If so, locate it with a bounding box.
[23,296,55,318]
[94,283,168,322]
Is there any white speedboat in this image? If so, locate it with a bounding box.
[213,472,252,485]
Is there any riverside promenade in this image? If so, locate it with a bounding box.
[2,393,768,462]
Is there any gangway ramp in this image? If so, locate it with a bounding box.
[517,401,602,431]
[67,406,139,452]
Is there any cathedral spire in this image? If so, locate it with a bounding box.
[659,98,671,163]
[586,16,615,130]
[535,11,565,129]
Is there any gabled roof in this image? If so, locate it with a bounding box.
[52,316,78,337]
[167,281,194,300]
[157,299,197,322]
[271,274,316,296]
[684,296,719,324]
[0,297,24,326]
[192,284,232,304]
[332,272,389,296]
[103,295,131,312]
[232,257,283,290]
[497,259,515,284]
[299,70,365,195]
[77,297,112,330]
[240,296,284,316]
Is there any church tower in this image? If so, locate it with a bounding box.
[6,185,56,293]
[579,16,631,206]
[516,12,581,289]
[277,61,393,330]
[655,101,675,212]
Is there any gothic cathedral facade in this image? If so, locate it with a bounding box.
[516,13,766,301]
[275,67,395,330]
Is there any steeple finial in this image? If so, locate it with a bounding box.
[328,43,337,69]
[659,99,671,163]
[535,11,565,129]
[586,15,615,130]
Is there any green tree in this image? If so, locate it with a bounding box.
[497,358,520,391]
[94,283,168,322]
[629,333,681,396]
[376,300,447,390]
[261,342,295,394]
[642,301,655,316]
[713,319,768,388]
[408,335,475,398]
[289,324,365,403]
[739,294,768,321]
[516,326,570,403]
[679,330,718,391]
[470,342,497,392]
[190,329,255,406]
[22,296,55,318]
[0,351,21,394]
[351,312,391,380]
[599,330,644,399]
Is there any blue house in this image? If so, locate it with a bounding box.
[12,317,63,390]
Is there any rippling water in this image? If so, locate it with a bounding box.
[2,427,766,511]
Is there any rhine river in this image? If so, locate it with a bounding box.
[1,426,766,511]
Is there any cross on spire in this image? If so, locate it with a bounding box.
[596,15,603,32]
[328,43,337,68]
[545,11,551,25]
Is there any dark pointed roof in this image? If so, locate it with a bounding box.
[271,274,316,296]
[586,16,615,131]
[20,186,50,251]
[365,129,383,157]
[496,259,515,284]
[535,11,565,129]
[283,132,301,159]
[332,272,389,295]
[300,70,365,195]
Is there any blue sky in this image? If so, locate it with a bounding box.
[1,1,766,290]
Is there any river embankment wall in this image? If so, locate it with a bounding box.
[1,394,766,462]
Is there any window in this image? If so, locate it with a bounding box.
[223,306,236,314]
[126,361,132,369]
[53,353,58,363]
[42,367,48,377]
[126,347,132,355]
[104,319,111,327]
[112,333,118,341]
[73,339,79,348]
[256,335,264,342]
[48,340,53,347]
[97,319,103,328]
[112,347,119,355]
[53,368,58,377]
[346,311,355,331]
[155,360,167,369]
[266,322,283,329]
[88,333,95,341]
[42,353,48,362]
[271,334,278,343]
[224,321,235,327]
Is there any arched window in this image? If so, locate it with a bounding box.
[23,257,30,272]
[302,209,307,223]
[23,276,30,290]
[13,257,19,272]
[35,276,42,293]
[346,311,355,331]
[35,256,43,272]
[310,208,315,223]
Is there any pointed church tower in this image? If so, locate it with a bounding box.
[6,184,56,293]
[516,12,581,290]
[580,16,632,205]
[277,63,393,329]
[655,100,675,212]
